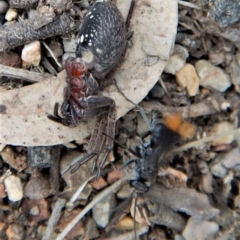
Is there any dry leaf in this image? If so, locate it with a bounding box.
[0,0,178,146]
[144,183,220,221]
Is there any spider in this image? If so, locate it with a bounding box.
[48,1,127,176]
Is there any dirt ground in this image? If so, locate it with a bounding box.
[0,0,240,239]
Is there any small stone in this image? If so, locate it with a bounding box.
[210,160,227,178]
[92,193,115,228]
[150,83,165,99]
[4,175,23,201]
[0,52,21,67]
[114,216,135,230]
[22,198,50,223]
[30,206,40,216]
[201,172,213,194]
[164,45,189,75]
[175,63,199,96]
[91,176,107,190]
[195,60,231,92]
[62,38,78,52]
[0,1,8,15]
[5,8,17,21]
[6,223,24,240]
[24,169,52,199]
[21,41,41,66]
[107,169,125,184]
[117,182,134,199]
[229,53,240,86]
[182,218,219,240]
[208,121,236,146]
[208,50,224,65]
[221,148,240,169]
[1,146,27,172]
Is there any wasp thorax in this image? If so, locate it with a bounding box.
[76,1,127,79]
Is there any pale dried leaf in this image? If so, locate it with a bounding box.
[144,183,220,221]
[0,0,178,146]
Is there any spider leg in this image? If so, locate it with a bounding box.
[47,103,64,124]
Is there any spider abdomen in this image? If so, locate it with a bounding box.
[76,1,127,78]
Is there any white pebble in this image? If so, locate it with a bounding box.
[4,175,23,202]
[21,41,41,66]
[5,8,17,21]
[62,38,78,53]
[195,60,231,92]
[164,45,189,75]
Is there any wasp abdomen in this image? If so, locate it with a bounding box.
[76,1,127,79]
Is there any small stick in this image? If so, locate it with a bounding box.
[56,173,132,240]
[9,0,39,9]
[173,128,240,153]
[0,64,53,82]
[178,0,203,10]
[42,41,62,68]
[42,198,66,240]
[140,98,229,119]
[0,12,78,51]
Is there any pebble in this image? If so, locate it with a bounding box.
[6,223,24,240]
[182,218,219,240]
[208,121,236,146]
[175,63,199,96]
[164,45,189,75]
[21,41,41,66]
[0,1,8,14]
[0,52,21,67]
[92,193,115,228]
[150,83,165,99]
[221,148,240,169]
[201,172,213,194]
[210,158,227,178]
[229,53,240,86]
[4,175,23,201]
[62,38,78,53]
[5,8,17,21]
[208,50,224,65]
[195,60,231,92]
[24,170,52,199]
[91,176,107,190]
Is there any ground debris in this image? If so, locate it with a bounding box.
[0,12,78,51]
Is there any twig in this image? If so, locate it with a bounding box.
[173,128,240,153]
[178,0,203,10]
[42,41,62,68]
[56,173,132,240]
[0,12,78,51]
[42,198,66,240]
[140,98,229,119]
[9,0,39,9]
[0,64,53,82]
